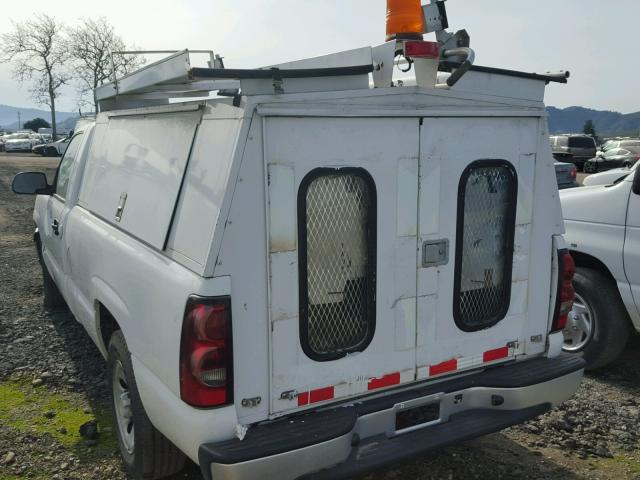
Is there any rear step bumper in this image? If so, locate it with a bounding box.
[199,354,585,480]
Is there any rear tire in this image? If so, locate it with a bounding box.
[37,239,66,309]
[107,330,186,479]
[563,267,631,369]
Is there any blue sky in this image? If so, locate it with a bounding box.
[1,0,638,113]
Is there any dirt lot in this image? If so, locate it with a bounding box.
[1,153,639,480]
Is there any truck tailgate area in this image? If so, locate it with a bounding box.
[199,354,585,480]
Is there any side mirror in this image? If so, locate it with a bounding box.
[633,167,640,195]
[12,172,52,195]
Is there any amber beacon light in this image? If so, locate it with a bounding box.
[386,0,425,41]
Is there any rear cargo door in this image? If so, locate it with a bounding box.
[266,117,420,415]
[416,117,539,380]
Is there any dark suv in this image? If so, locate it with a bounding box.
[550,134,597,171]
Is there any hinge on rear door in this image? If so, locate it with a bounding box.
[271,68,284,94]
[280,390,298,401]
[241,397,262,408]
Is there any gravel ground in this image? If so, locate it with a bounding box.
[1,153,639,480]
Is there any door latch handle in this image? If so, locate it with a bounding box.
[115,192,128,223]
[422,239,449,267]
[51,219,60,236]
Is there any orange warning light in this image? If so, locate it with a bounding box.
[386,0,425,41]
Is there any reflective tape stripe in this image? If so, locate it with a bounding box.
[309,386,334,403]
[368,372,401,391]
[297,391,310,407]
[483,346,510,363]
[297,344,513,408]
[428,358,458,376]
[298,385,335,406]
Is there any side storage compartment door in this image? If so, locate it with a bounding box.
[416,117,543,380]
[266,117,420,415]
[78,108,201,250]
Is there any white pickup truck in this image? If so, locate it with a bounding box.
[560,169,640,368]
[11,5,584,480]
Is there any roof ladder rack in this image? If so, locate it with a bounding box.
[96,48,374,112]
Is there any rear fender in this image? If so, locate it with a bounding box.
[90,276,132,357]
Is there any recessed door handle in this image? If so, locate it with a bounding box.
[51,219,60,236]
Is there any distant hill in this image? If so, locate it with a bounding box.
[0,104,77,132]
[547,106,640,137]
[2,102,639,138]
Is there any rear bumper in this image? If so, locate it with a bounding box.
[199,354,584,480]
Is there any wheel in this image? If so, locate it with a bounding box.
[36,239,66,309]
[107,330,186,479]
[623,162,632,169]
[562,267,631,369]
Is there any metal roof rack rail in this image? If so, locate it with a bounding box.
[96,49,374,111]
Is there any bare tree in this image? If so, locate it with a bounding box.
[67,18,144,114]
[0,14,68,138]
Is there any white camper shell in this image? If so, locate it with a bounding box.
[15,41,584,480]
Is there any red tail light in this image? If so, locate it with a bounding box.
[552,251,575,332]
[569,167,577,179]
[180,296,233,408]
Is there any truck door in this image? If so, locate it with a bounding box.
[623,181,640,317]
[266,117,420,415]
[42,133,85,290]
[416,117,541,379]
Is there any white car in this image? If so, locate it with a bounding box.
[582,162,637,186]
[560,174,640,368]
[4,133,36,152]
[32,137,70,157]
[10,9,584,480]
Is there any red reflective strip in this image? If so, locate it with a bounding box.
[483,347,509,363]
[368,372,401,391]
[309,386,334,404]
[429,359,458,377]
[297,391,309,407]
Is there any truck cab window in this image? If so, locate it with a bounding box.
[55,133,84,200]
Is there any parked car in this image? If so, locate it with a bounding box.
[583,162,638,187]
[29,133,48,146]
[3,133,37,152]
[11,20,584,480]
[583,146,640,173]
[555,161,578,189]
[600,138,640,153]
[550,134,597,171]
[32,137,70,157]
[560,172,640,368]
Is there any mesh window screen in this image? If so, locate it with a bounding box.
[454,161,517,331]
[299,169,376,360]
